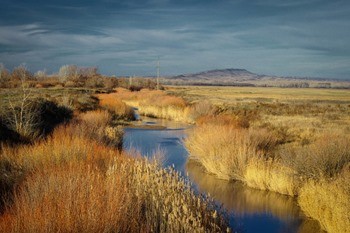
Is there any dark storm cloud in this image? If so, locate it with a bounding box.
[0,0,349,78]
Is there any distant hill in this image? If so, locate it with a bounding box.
[161,69,350,88]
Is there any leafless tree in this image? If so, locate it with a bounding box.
[6,64,41,139]
[58,64,80,83]
[35,69,47,81]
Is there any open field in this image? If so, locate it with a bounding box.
[167,86,350,104]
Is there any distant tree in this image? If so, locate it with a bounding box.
[35,69,47,80]
[80,66,98,78]
[11,64,34,82]
[58,65,79,83]
[0,63,11,87]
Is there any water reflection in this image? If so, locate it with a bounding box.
[186,161,323,233]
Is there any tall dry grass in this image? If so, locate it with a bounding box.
[77,110,123,149]
[96,93,135,121]
[298,166,350,233]
[185,125,279,178]
[280,133,350,179]
[0,121,230,232]
[185,122,350,230]
[185,124,300,196]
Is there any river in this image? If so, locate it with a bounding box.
[123,116,323,233]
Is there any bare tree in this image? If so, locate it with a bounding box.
[6,64,41,139]
[35,69,47,81]
[80,66,98,77]
[58,64,82,84]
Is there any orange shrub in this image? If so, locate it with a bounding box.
[96,93,135,120]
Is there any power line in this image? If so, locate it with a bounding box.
[157,57,160,90]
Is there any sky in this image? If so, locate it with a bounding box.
[0,0,349,79]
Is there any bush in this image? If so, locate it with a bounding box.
[280,133,350,179]
[185,125,279,181]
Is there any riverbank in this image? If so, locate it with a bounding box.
[0,87,230,232]
[173,86,350,233]
[95,87,349,233]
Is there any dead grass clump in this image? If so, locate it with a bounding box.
[244,158,300,196]
[184,124,299,195]
[185,125,279,181]
[0,156,24,213]
[77,110,123,149]
[189,100,218,121]
[280,133,350,179]
[108,159,230,232]
[79,109,111,128]
[0,158,230,233]
[97,94,135,121]
[0,160,131,233]
[298,166,350,233]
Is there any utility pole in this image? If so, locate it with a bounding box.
[157,57,160,90]
[129,75,132,87]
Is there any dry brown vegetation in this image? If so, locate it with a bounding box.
[0,86,230,232]
[110,88,189,122]
[177,86,350,233]
[0,132,229,232]
[101,88,192,122]
[96,93,135,121]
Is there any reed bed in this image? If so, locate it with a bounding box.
[0,118,230,232]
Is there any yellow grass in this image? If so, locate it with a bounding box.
[167,85,350,138]
[107,88,193,122]
[245,158,300,196]
[167,86,350,104]
[298,167,350,233]
[185,125,285,189]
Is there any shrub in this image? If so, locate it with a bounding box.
[185,125,279,181]
[280,133,350,179]
[78,110,123,149]
[97,94,135,121]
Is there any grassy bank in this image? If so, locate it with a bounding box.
[103,88,193,122]
[0,87,230,232]
[179,85,350,233]
[0,126,229,232]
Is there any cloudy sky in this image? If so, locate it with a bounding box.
[0,0,349,79]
